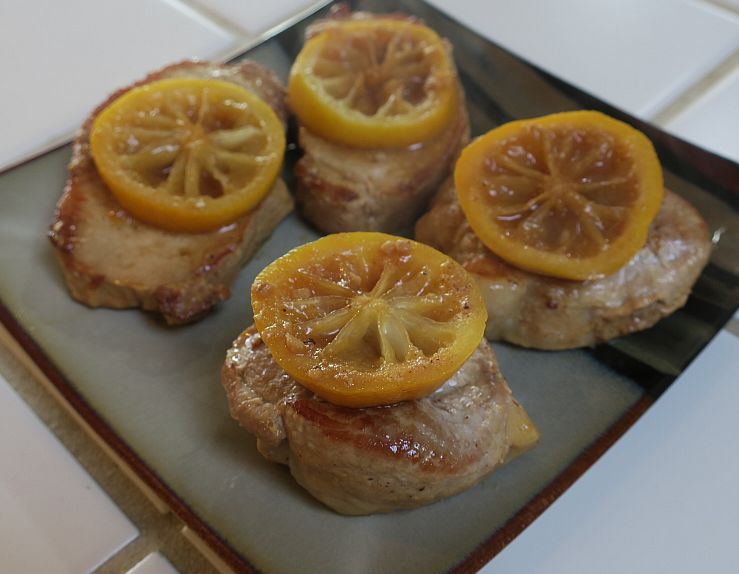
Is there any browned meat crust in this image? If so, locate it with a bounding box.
[292,12,470,233]
[222,326,537,515]
[48,61,294,325]
[415,179,712,349]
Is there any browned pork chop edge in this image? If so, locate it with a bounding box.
[48,61,294,325]
[415,179,712,349]
[222,325,538,515]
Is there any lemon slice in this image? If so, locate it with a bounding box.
[287,19,457,148]
[455,111,664,280]
[251,232,487,407]
[90,77,286,233]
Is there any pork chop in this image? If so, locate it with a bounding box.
[49,61,294,325]
[222,325,538,515]
[415,179,711,349]
[292,11,470,233]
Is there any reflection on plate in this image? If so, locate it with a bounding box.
[0,0,737,573]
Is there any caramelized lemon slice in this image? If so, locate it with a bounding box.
[455,111,664,280]
[287,19,457,148]
[251,232,487,407]
[90,78,285,232]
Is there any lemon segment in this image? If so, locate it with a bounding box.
[288,19,457,148]
[455,111,664,280]
[251,232,487,407]
[90,77,286,233]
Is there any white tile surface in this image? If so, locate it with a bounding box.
[0,376,138,573]
[0,0,237,172]
[428,0,739,118]
[189,0,322,35]
[666,65,739,163]
[127,552,180,574]
[482,330,739,574]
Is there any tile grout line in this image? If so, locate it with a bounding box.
[166,0,253,39]
[2,5,326,572]
[0,0,331,176]
[0,0,247,177]
[183,0,333,65]
[701,0,739,18]
[726,318,739,339]
[0,326,219,574]
[167,0,331,42]
[92,532,159,574]
[0,326,171,513]
[651,45,739,127]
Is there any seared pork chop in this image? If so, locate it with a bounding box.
[292,11,470,233]
[49,61,294,325]
[415,179,711,349]
[222,325,538,515]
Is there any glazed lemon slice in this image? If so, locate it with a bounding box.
[90,78,285,233]
[455,111,664,280]
[287,19,457,148]
[251,232,487,407]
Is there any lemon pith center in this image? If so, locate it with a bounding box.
[281,248,458,366]
[186,123,207,144]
